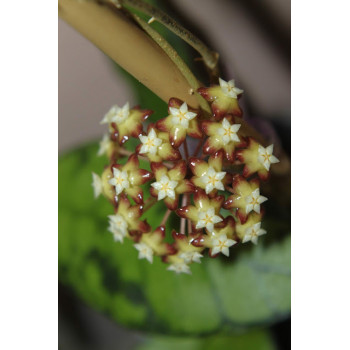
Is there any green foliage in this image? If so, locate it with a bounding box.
[137,329,276,350]
[58,143,291,336]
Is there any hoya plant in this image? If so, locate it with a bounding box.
[59,0,290,348]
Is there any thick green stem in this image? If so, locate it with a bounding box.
[118,0,218,71]
[130,12,211,114]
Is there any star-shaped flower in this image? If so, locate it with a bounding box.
[201,167,226,194]
[150,161,194,210]
[193,216,237,257]
[109,168,129,196]
[108,213,128,243]
[189,151,230,196]
[167,262,191,275]
[101,102,152,145]
[134,242,153,263]
[177,189,224,233]
[99,167,119,203]
[151,175,178,200]
[217,118,241,145]
[169,101,197,128]
[100,102,130,125]
[172,230,204,263]
[179,251,203,264]
[258,144,280,171]
[235,212,265,245]
[139,128,163,155]
[245,188,267,214]
[219,78,244,99]
[242,222,266,245]
[91,172,103,198]
[136,125,181,162]
[156,98,202,148]
[237,138,280,180]
[97,133,114,157]
[198,78,243,120]
[223,175,267,224]
[196,208,223,232]
[108,154,153,204]
[211,234,237,257]
[112,195,150,235]
[202,117,244,161]
[139,226,176,257]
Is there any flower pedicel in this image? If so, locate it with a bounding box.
[92,79,279,274]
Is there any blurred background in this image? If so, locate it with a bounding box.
[59,0,290,348]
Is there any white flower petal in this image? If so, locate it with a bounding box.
[242,235,251,244]
[211,246,221,256]
[270,155,280,164]
[97,134,110,156]
[167,263,191,274]
[185,111,197,120]
[231,124,241,132]
[139,135,148,143]
[192,252,203,263]
[266,144,274,154]
[134,242,153,263]
[212,215,223,224]
[221,246,230,257]
[205,183,214,194]
[91,173,102,198]
[179,102,188,114]
[231,133,240,143]
[251,236,258,245]
[169,107,180,116]
[179,251,203,264]
[139,144,148,155]
[157,190,166,200]
[245,203,253,214]
[253,204,261,214]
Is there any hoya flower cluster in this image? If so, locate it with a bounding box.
[92,78,279,274]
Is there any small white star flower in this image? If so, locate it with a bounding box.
[211,234,237,257]
[97,134,111,156]
[139,128,163,155]
[196,208,223,232]
[245,188,267,214]
[219,78,244,99]
[108,214,128,242]
[217,118,241,145]
[108,168,129,195]
[242,222,266,245]
[100,102,130,125]
[151,175,178,200]
[167,262,191,275]
[201,167,226,194]
[258,144,280,171]
[134,242,153,263]
[179,251,203,264]
[169,102,197,128]
[91,172,102,198]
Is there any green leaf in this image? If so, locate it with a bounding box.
[58,143,290,336]
[137,329,276,350]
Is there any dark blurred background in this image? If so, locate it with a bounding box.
[59,0,290,348]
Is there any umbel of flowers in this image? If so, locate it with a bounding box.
[92,78,279,274]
